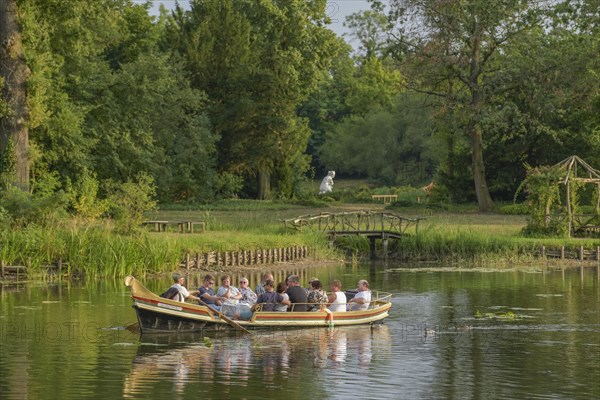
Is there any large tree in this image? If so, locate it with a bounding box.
[388,0,546,211]
[171,0,340,199]
[14,0,216,202]
[477,2,600,200]
[0,0,30,190]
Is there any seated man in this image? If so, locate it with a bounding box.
[348,279,371,311]
[285,275,308,312]
[255,272,274,295]
[197,274,222,311]
[216,274,242,301]
[165,273,200,302]
[252,280,290,312]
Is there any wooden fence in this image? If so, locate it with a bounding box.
[180,245,309,269]
[0,246,309,278]
[541,245,600,262]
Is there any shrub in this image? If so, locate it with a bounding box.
[215,172,244,199]
[499,203,529,215]
[0,186,67,227]
[106,173,158,234]
[65,170,109,221]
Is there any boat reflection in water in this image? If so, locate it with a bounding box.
[123,325,391,396]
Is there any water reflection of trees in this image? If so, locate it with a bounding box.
[123,325,391,397]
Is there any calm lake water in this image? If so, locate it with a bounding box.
[1,264,599,399]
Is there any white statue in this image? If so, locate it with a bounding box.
[319,171,335,194]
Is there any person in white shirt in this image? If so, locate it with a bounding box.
[348,280,371,311]
[216,275,242,301]
[169,273,200,302]
[327,280,347,312]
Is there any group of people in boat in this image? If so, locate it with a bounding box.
[165,272,372,319]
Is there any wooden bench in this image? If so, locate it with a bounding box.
[177,221,206,233]
[142,220,169,232]
[371,194,398,204]
[142,220,205,233]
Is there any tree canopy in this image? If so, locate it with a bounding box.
[0,0,598,213]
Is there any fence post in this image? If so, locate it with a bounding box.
[560,246,565,259]
[579,246,584,261]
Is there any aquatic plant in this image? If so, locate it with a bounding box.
[475,310,522,320]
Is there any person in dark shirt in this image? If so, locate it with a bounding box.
[252,280,290,312]
[198,274,222,311]
[255,272,274,295]
[285,275,308,312]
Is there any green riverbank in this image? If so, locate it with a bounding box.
[2,202,600,279]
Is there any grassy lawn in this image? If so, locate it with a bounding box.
[144,200,524,242]
[3,198,598,278]
[422,212,527,236]
[145,199,600,259]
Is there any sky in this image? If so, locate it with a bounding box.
[145,0,372,43]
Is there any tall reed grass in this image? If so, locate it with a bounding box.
[0,222,332,278]
[0,226,184,278]
[394,223,600,265]
[334,221,600,266]
[4,202,600,278]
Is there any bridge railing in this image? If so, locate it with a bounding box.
[283,211,423,235]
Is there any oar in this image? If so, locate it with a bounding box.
[126,322,140,334]
[197,298,252,335]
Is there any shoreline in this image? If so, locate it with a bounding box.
[2,255,598,284]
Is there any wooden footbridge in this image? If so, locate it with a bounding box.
[283,211,424,258]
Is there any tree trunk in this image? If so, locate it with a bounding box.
[470,124,494,212]
[446,129,456,203]
[0,0,29,191]
[468,32,494,212]
[257,168,271,200]
[566,180,572,237]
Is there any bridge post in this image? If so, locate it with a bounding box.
[369,237,376,259]
[382,233,389,260]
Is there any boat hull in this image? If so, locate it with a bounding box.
[125,276,392,333]
[133,304,220,333]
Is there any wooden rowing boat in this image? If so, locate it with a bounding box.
[125,275,392,333]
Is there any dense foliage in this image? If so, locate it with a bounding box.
[0,0,598,221]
